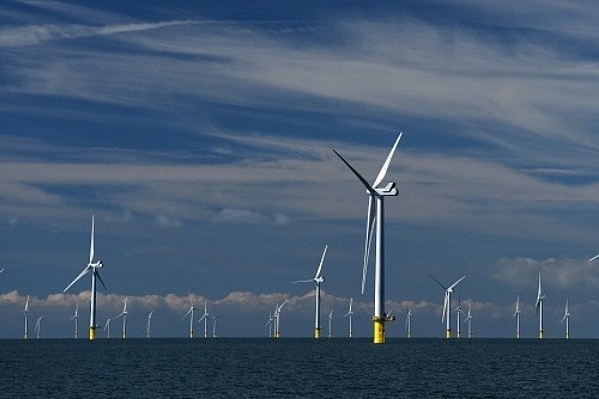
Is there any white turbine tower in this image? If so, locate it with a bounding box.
[212,315,218,338]
[454,294,463,339]
[328,309,334,338]
[561,299,571,339]
[430,274,466,338]
[344,298,354,338]
[63,215,107,340]
[114,296,128,339]
[274,300,288,338]
[72,303,79,339]
[265,312,274,338]
[103,318,111,338]
[292,245,328,339]
[146,311,154,339]
[333,133,402,344]
[35,316,43,339]
[405,308,413,339]
[183,295,196,338]
[513,295,521,339]
[198,301,210,338]
[536,272,545,339]
[465,302,473,339]
[23,295,30,339]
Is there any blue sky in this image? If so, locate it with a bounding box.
[2,0,599,338]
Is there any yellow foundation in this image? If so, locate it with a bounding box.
[515,332,520,339]
[373,317,385,344]
[445,329,451,339]
[539,330,544,339]
[89,326,96,340]
[314,327,321,339]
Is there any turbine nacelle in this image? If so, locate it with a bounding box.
[373,182,398,196]
[314,276,325,284]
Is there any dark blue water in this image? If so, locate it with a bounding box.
[0,338,597,398]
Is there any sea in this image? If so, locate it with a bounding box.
[0,338,596,398]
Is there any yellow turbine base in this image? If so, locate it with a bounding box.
[89,327,97,340]
[446,330,451,339]
[314,328,321,339]
[516,332,520,339]
[373,317,385,344]
[539,330,544,339]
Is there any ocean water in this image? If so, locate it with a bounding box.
[0,338,597,398]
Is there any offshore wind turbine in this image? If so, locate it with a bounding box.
[513,295,521,339]
[198,301,210,338]
[114,296,128,339]
[328,309,334,338]
[430,274,466,338]
[183,295,196,338]
[23,295,30,339]
[344,298,354,338]
[265,312,274,338]
[274,300,288,338]
[212,315,218,338]
[333,133,402,344]
[561,299,570,339]
[35,316,43,339]
[454,294,463,339]
[292,245,328,339]
[465,302,473,339]
[405,308,413,339]
[72,303,79,339]
[146,311,154,339]
[63,215,107,340]
[103,318,111,338]
[536,272,546,339]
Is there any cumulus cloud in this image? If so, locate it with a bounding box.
[212,208,291,225]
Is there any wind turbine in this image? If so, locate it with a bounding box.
[103,318,111,338]
[23,295,30,339]
[561,299,571,339]
[513,295,521,339]
[430,274,466,338]
[114,296,128,339]
[332,133,402,344]
[454,293,463,339]
[465,302,473,339]
[212,315,218,338]
[146,311,154,339]
[536,272,545,339]
[198,301,210,338]
[183,295,196,338]
[344,298,354,338]
[63,215,107,340]
[274,300,288,338]
[72,303,79,339]
[35,316,43,339]
[292,245,328,339]
[328,309,334,338]
[405,308,413,339]
[265,312,274,338]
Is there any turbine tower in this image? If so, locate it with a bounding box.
[146,311,154,339]
[103,318,111,338]
[72,303,79,339]
[198,301,210,338]
[536,272,545,339]
[292,245,328,339]
[35,316,43,339]
[265,312,274,338]
[212,315,218,338]
[561,298,570,339]
[274,300,288,338]
[333,133,402,344]
[430,274,466,338]
[114,296,128,339]
[513,295,521,339]
[454,294,463,339]
[465,302,473,339]
[63,215,107,340]
[23,295,30,339]
[344,298,354,338]
[183,295,196,338]
[405,308,413,339]
[328,309,334,338]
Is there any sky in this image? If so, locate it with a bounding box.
[2,0,599,339]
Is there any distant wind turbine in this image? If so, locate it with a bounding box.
[344,298,354,338]
[561,299,571,339]
[63,215,107,340]
[265,312,274,338]
[103,318,111,338]
[328,309,334,338]
[430,274,466,338]
[292,245,327,339]
[454,293,463,339]
[465,302,473,339]
[114,296,128,339]
[198,301,210,338]
[23,295,30,339]
[513,295,521,339]
[405,308,413,339]
[536,272,546,339]
[333,133,402,344]
[212,315,218,338]
[72,303,79,339]
[35,316,43,339]
[183,295,196,338]
[274,300,288,338]
[146,311,154,339]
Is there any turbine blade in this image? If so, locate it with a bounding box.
[429,273,447,291]
[95,269,107,290]
[291,279,313,284]
[372,132,403,188]
[442,293,448,322]
[590,254,599,262]
[314,245,328,279]
[361,198,375,294]
[89,215,95,264]
[448,275,466,291]
[63,265,91,293]
[332,149,377,196]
